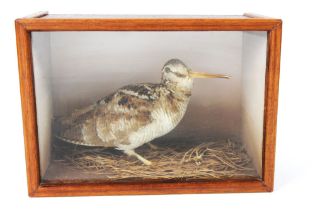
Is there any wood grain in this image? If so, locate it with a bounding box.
[262,22,282,191]
[15,21,41,195]
[15,14,282,197]
[35,180,269,197]
[15,17,282,31]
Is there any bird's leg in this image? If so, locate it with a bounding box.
[147,142,159,150]
[124,149,152,166]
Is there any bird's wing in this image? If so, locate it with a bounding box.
[55,83,159,147]
[94,84,159,146]
[55,102,104,146]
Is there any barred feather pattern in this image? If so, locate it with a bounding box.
[55,83,191,150]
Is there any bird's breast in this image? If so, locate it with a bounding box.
[116,88,191,150]
[144,96,190,139]
[124,103,187,150]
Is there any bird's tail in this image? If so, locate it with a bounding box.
[54,134,94,147]
[53,116,97,147]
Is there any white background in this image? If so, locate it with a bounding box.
[0,0,314,209]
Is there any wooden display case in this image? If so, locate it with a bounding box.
[15,12,282,197]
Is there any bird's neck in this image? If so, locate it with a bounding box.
[164,81,192,100]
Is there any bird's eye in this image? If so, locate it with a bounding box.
[164,67,171,73]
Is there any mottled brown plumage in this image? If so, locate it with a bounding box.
[55,59,229,165]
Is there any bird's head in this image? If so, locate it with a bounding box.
[161,58,230,90]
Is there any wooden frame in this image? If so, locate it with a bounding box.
[15,12,282,197]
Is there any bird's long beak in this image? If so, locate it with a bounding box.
[189,71,230,79]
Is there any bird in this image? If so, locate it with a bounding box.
[55,59,230,165]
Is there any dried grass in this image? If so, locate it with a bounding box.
[52,138,258,181]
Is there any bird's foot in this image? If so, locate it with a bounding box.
[141,158,152,166]
[147,143,159,150]
[124,149,152,166]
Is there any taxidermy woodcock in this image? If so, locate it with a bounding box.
[56,59,230,165]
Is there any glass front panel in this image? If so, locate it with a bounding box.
[31,31,267,183]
